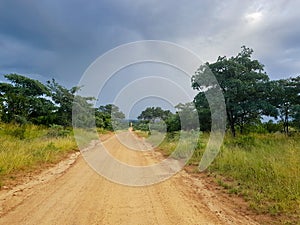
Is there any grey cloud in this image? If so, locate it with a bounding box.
[0,0,299,87]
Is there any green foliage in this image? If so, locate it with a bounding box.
[261,120,282,133]
[0,74,96,128]
[209,133,300,218]
[0,74,54,124]
[7,125,26,140]
[47,124,72,137]
[148,121,167,132]
[153,131,180,156]
[72,95,95,128]
[175,102,199,131]
[47,79,94,127]
[3,73,49,96]
[165,113,181,132]
[155,131,300,222]
[150,131,200,160]
[95,104,125,130]
[192,46,277,136]
[0,123,77,183]
[292,105,300,129]
[1,123,48,140]
[0,74,126,131]
[133,120,150,132]
[137,104,199,132]
[193,92,211,131]
[268,76,300,134]
[137,107,173,132]
[137,106,172,121]
[223,134,256,151]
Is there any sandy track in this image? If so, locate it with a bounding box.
[0,132,260,225]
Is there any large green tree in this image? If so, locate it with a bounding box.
[0,74,55,124]
[137,107,172,121]
[137,107,175,132]
[266,75,300,133]
[47,79,95,127]
[192,46,276,136]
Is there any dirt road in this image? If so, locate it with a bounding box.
[0,131,259,225]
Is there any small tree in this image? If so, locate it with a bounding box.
[268,76,300,134]
[95,104,125,130]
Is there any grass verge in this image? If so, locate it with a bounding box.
[0,123,96,188]
[210,133,300,224]
[137,130,300,224]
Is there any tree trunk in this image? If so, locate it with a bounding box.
[286,117,289,135]
[231,122,236,137]
[227,111,236,137]
[240,124,243,134]
[284,108,289,135]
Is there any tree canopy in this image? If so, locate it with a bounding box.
[95,104,125,130]
[137,107,172,121]
[0,74,121,129]
[192,46,279,136]
[0,74,54,124]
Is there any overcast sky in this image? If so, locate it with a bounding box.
[1,0,300,117]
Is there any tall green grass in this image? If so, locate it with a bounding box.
[210,133,300,218]
[149,131,300,223]
[0,123,96,187]
[136,130,198,159]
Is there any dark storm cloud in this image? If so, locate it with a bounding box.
[0,0,144,84]
[0,0,299,86]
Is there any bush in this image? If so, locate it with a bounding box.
[133,121,149,132]
[0,123,77,183]
[10,126,26,140]
[47,124,72,137]
[263,120,282,133]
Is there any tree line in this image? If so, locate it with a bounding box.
[1,46,299,136]
[0,74,124,130]
[137,46,300,136]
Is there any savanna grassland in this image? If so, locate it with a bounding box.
[0,123,98,187]
[143,131,300,224]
